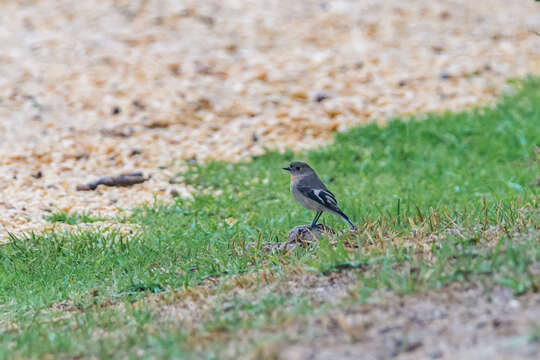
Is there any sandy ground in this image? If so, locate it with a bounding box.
[1,0,539,241]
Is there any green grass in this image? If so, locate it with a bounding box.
[1,232,537,359]
[43,211,107,225]
[0,77,539,358]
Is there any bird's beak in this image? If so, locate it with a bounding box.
[283,167,291,172]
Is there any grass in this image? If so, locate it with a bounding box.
[0,77,539,358]
[43,211,108,225]
[1,231,537,359]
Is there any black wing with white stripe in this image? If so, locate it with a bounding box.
[297,185,341,213]
[296,177,355,228]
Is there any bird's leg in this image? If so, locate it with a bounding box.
[310,211,323,229]
[314,211,323,225]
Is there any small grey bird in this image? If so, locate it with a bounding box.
[283,161,354,229]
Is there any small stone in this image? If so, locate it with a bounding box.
[314,93,328,102]
[225,43,237,53]
[439,10,450,20]
[197,15,214,26]
[440,71,452,80]
[168,63,181,76]
[31,170,43,179]
[431,45,444,53]
[288,224,336,244]
[132,100,146,110]
[75,153,89,161]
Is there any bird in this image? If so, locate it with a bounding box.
[283,161,354,229]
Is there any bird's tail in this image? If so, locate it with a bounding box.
[336,210,355,229]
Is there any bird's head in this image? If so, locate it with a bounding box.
[283,161,315,177]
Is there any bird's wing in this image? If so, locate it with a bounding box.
[296,184,341,213]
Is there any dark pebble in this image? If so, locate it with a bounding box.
[314,93,328,102]
[132,100,146,110]
[75,152,89,161]
[31,170,43,179]
[440,71,452,80]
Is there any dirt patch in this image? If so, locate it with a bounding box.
[1,0,539,241]
[276,283,540,360]
[145,269,358,332]
[131,257,540,360]
[143,267,540,359]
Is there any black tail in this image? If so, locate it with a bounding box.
[336,210,355,229]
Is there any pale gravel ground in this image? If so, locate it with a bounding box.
[0,0,539,241]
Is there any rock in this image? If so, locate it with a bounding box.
[245,224,336,253]
[31,170,43,179]
[287,224,336,245]
[132,99,146,110]
[314,93,328,102]
[75,152,89,161]
[100,125,134,138]
[440,71,452,80]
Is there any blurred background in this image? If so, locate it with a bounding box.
[0,0,539,238]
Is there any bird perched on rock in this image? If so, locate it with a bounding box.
[283,161,354,229]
